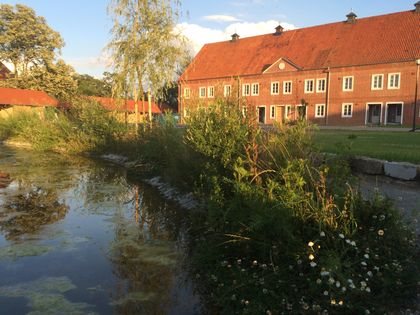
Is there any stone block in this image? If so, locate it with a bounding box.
[384,161,418,181]
[350,156,384,175]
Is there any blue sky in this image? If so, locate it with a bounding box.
[1,0,416,77]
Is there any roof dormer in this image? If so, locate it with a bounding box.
[231,33,240,42]
[274,25,284,35]
[346,11,357,23]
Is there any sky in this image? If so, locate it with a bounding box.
[1,0,416,77]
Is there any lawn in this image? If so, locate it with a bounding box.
[313,130,420,164]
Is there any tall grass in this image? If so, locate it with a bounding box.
[0,98,130,154]
[139,104,419,314]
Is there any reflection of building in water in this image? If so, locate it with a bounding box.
[0,188,69,240]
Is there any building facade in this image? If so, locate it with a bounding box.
[179,3,420,127]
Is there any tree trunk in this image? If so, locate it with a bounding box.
[148,90,152,127]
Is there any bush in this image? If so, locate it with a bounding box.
[0,97,129,153]
[178,104,419,314]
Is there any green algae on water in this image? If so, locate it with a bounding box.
[0,276,96,315]
[110,291,155,306]
[0,241,53,260]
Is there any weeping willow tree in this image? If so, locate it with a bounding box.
[107,0,187,130]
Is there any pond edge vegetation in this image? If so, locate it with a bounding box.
[0,101,419,314]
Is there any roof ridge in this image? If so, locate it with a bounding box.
[206,10,413,45]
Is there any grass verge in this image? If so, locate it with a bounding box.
[314,130,420,164]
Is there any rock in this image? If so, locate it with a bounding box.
[100,154,128,166]
[384,162,418,181]
[350,156,384,175]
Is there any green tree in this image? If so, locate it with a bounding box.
[75,73,112,97]
[0,60,77,102]
[0,4,64,76]
[107,0,187,129]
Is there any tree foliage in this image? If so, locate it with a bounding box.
[108,0,188,123]
[75,73,113,97]
[0,60,77,102]
[0,4,64,76]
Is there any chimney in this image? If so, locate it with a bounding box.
[415,1,420,13]
[231,33,240,42]
[274,25,284,35]
[346,11,357,23]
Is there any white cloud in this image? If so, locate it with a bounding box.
[176,20,297,54]
[203,15,241,23]
[66,52,111,70]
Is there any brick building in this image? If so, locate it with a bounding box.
[179,3,420,127]
[0,62,11,79]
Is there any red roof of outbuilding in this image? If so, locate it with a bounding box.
[181,10,420,81]
[91,97,170,114]
[0,87,58,107]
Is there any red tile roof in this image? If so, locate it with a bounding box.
[0,87,58,107]
[181,10,420,81]
[90,97,170,114]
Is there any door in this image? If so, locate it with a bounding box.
[275,106,285,124]
[367,104,381,124]
[258,107,266,124]
[387,104,402,124]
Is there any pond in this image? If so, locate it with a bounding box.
[0,145,201,314]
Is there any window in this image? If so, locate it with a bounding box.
[184,88,190,99]
[283,81,292,94]
[285,105,291,118]
[316,78,326,93]
[304,79,314,93]
[371,74,384,90]
[315,104,325,118]
[242,84,250,96]
[388,73,400,89]
[199,87,206,98]
[242,106,247,117]
[224,85,231,97]
[343,76,354,91]
[208,86,214,98]
[342,103,353,118]
[270,105,276,119]
[183,108,189,117]
[271,82,279,95]
[251,83,259,96]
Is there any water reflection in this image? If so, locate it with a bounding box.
[0,188,68,241]
[0,145,200,315]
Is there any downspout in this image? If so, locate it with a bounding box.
[325,67,331,126]
[411,59,420,131]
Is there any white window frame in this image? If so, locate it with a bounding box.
[270,105,276,119]
[199,87,206,98]
[285,105,292,119]
[208,86,215,98]
[316,78,326,93]
[343,76,354,92]
[183,108,189,118]
[304,79,314,94]
[283,81,292,94]
[242,106,247,117]
[242,84,250,96]
[315,104,326,118]
[371,74,384,90]
[184,88,190,99]
[251,83,259,96]
[388,73,401,90]
[342,103,353,118]
[224,85,231,97]
[271,82,280,95]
